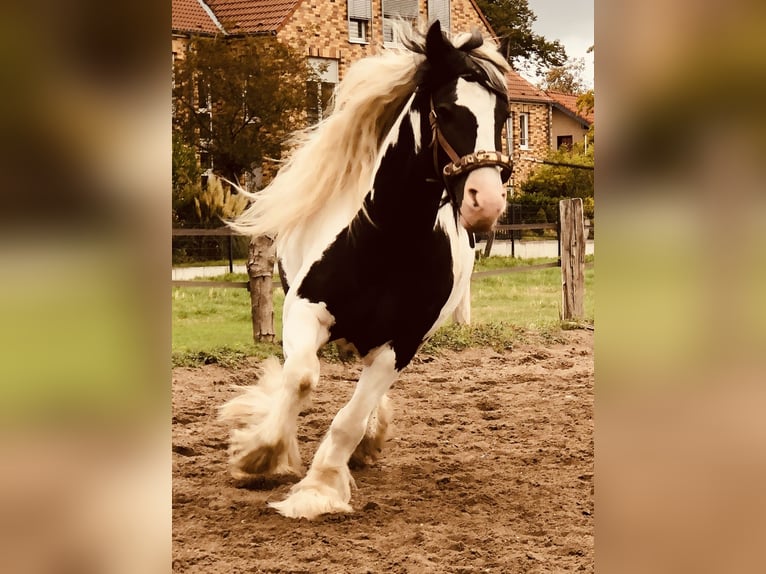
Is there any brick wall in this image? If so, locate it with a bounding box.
[507,101,550,189]
[173,2,554,187]
[279,0,493,78]
[279,2,551,188]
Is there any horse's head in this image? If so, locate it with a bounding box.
[421,21,511,233]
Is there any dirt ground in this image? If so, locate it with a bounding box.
[172,329,593,573]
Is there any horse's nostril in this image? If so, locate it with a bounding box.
[467,188,479,207]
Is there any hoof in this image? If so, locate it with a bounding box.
[349,434,383,469]
[269,467,355,520]
[269,488,352,520]
[229,439,284,476]
[228,429,302,478]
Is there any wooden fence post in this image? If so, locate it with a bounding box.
[559,198,586,321]
[247,235,276,343]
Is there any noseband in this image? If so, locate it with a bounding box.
[428,97,513,188]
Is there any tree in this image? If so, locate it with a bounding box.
[518,141,594,220]
[173,36,310,342]
[172,132,201,226]
[577,90,594,117]
[173,35,311,184]
[540,57,588,95]
[474,0,567,72]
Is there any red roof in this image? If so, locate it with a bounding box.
[205,0,300,34]
[546,90,594,125]
[505,70,553,104]
[172,0,224,34]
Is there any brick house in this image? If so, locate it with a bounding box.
[172,1,226,176]
[502,71,553,192]
[172,0,224,60]
[546,90,593,152]
[502,76,595,194]
[171,0,555,189]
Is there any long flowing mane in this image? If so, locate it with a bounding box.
[229,25,509,240]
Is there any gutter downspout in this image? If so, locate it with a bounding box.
[548,103,553,148]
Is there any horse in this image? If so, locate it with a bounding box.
[219,20,512,520]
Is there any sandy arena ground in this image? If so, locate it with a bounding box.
[172,329,593,573]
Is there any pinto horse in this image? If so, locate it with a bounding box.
[220,21,512,520]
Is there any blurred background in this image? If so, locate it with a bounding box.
[597,1,766,572]
[0,0,764,572]
[0,1,171,573]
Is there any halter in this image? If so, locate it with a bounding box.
[428,97,513,189]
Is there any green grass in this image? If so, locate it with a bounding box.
[172,283,285,364]
[472,257,594,329]
[172,256,594,365]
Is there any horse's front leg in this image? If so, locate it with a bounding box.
[220,297,333,478]
[269,344,398,519]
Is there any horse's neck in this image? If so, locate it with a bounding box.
[278,96,451,283]
[366,97,447,232]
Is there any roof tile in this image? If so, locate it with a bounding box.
[206,0,300,34]
[545,90,594,125]
[505,70,552,104]
[172,0,224,34]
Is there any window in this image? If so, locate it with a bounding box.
[519,112,529,149]
[427,0,450,36]
[197,110,212,141]
[196,76,210,111]
[307,58,339,124]
[382,0,419,45]
[199,150,212,171]
[505,115,514,155]
[348,0,371,43]
[195,74,213,169]
[557,135,573,149]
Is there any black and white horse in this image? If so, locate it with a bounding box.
[220,21,512,519]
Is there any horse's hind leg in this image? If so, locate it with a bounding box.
[220,298,332,478]
[349,393,393,469]
[269,345,398,519]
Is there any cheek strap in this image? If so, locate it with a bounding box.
[429,98,513,187]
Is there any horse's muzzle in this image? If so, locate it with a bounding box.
[459,166,507,233]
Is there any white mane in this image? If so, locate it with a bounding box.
[228,25,509,243]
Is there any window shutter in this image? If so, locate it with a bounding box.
[428,0,450,34]
[383,0,419,19]
[348,0,372,20]
[382,0,419,43]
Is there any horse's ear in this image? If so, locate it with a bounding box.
[425,20,449,61]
